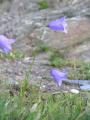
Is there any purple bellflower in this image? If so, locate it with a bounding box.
[48,17,68,33]
[51,69,90,89]
[51,69,68,87]
[0,35,16,54]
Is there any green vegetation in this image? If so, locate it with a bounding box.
[38,0,49,10]
[1,81,90,120]
[35,42,90,80]
[49,50,67,67]
[0,38,90,119]
[0,51,25,61]
[49,50,90,80]
[36,42,50,53]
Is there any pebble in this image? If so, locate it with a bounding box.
[23,57,31,62]
[30,103,38,112]
[70,89,79,94]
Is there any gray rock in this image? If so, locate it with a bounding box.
[63,79,90,86]
[80,85,90,91]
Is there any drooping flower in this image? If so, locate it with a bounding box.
[51,69,90,90]
[48,17,68,33]
[0,35,16,54]
[51,69,68,87]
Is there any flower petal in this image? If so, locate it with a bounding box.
[51,69,68,87]
[8,39,16,44]
[49,17,65,26]
[48,24,64,31]
[0,35,16,54]
[48,17,68,33]
[3,45,12,54]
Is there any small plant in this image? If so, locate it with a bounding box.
[68,62,90,80]
[0,51,25,61]
[49,50,90,80]
[38,0,49,10]
[0,89,90,120]
[37,43,50,53]
[49,50,67,67]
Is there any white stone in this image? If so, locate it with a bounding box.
[70,89,79,94]
[24,57,30,62]
[30,103,38,112]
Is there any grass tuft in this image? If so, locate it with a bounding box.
[49,50,90,80]
[38,0,49,10]
[0,87,90,120]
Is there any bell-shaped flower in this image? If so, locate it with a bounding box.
[0,35,16,54]
[48,17,68,33]
[51,69,68,87]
